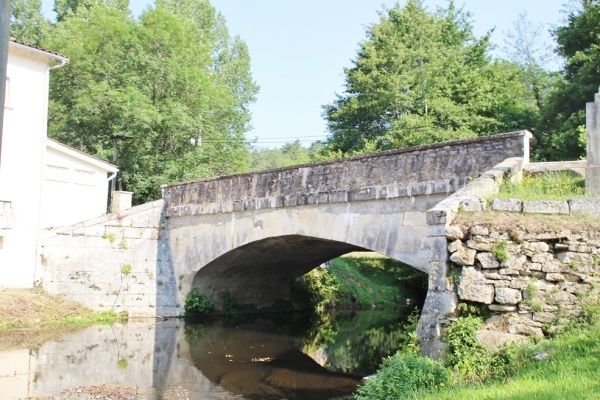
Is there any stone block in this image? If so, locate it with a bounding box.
[523,200,569,215]
[477,252,500,269]
[466,239,493,251]
[491,198,523,213]
[470,226,489,236]
[569,198,600,216]
[348,186,376,202]
[458,267,495,304]
[523,242,550,253]
[450,247,477,266]
[585,166,600,196]
[460,198,486,212]
[448,239,463,253]
[446,225,464,240]
[495,287,522,305]
[488,304,517,313]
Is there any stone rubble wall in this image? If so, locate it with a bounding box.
[446,207,600,343]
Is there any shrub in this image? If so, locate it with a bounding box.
[184,287,213,316]
[355,353,450,399]
[444,316,515,382]
[491,241,510,263]
[301,268,339,311]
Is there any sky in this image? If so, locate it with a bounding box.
[41,0,571,148]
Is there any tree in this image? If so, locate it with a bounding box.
[44,0,258,203]
[10,0,48,45]
[537,0,599,160]
[323,0,539,155]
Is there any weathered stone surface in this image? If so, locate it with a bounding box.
[523,200,569,214]
[450,247,477,266]
[461,198,486,212]
[477,252,500,269]
[448,239,463,253]
[522,242,550,253]
[502,254,527,270]
[466,240,493,251]
[495,287,522,305]
[476,330,528,351]
[532,312,556,323]
[491,198,523,213]
[470,226,489,236]
[488,304,517,312]
[556,251,592,265]
[509,277,531,290]
[446,225,464,241]
[541,261,562,273]
[568,198,600,216]
[458,267,495,304]
[532,253,554,263]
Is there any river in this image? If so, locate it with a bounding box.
[0,309,415,400]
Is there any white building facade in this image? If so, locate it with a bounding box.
[0,39,117,288]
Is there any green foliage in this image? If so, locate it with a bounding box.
[444,316,514,382]
[297,268,339,311]
[323,0,540,155]
[496,172,586,201]
[10,0,49,45]
[249,140,327,171]
[420,297,600,399]
[42,0,258,204]
[355,352,450,400]
[329,257,428,309]
[536,1,600,160]
[491,241,510,263]
[219,290,240,322]
[184,287,213,316]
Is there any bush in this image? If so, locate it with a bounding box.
[355,353,450,399]
[444,315,514,382]
[184,287,213,316]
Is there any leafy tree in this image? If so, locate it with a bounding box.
[44,0,258,203]
[10,0,48,45]
[537,0,599,160]
[323,0,539,155]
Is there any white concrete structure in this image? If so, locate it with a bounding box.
[0,39,116,288]
[0,39,68,287]
[44,139,117,228]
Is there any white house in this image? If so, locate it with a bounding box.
[0,39,117,288]
[44,139,118,228]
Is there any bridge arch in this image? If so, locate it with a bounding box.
[168,196,439,308]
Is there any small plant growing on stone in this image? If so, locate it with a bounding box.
[592,254,600,267]
[121,264,132,275]
[448,267,462,286]
[119,239,128,250]
[184,287,213,316]
[491,240,510,263]
[102,232,116,243]
[565,260,580,270]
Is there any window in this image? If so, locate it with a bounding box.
[46,165,70,183]
[74,169,95,186]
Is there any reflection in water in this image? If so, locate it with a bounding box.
[0,309,414,400]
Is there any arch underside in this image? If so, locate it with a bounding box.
[192,235,365,309]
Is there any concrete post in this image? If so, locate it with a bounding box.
[586,87,600,196]
[111,191,133,213]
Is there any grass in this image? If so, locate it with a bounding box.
[415,299,600,400]
[329,256,427,309]
[0,287,126,334]
[495,171,586,201]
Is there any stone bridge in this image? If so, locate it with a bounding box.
[41,131,531,356]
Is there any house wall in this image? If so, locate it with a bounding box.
[43,146,111,228]
[0,46,52,287]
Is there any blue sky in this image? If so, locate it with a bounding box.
[42,0,570,148]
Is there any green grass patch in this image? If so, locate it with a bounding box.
[495,172,586,201]
[414,298,600,400]
[329,257,427,309]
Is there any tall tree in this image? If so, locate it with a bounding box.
[44,0,258,203]
[10,0,48,45]
[323,0,538,155]
[538,0,599,160]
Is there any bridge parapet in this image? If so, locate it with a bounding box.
[163,131,531,217]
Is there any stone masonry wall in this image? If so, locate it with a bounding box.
[163,131,530,217]
[446,205,600,345]
[40,200,180,318]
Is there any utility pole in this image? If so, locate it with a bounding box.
[0,0,11,171]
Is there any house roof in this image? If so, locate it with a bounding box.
[46,139,119,173]
[9,37,70,64]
